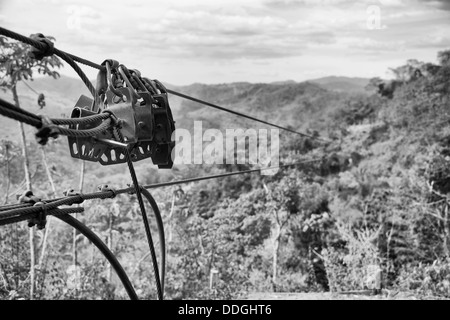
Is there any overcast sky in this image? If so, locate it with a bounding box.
[0,0,449,85]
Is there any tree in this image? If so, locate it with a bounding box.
[366,77,384,92]
[438,50,450,67]
[0,35,62,300]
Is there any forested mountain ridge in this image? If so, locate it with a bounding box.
[0,50,450,300]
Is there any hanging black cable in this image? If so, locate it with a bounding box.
[56,214,138,300]
[115,128,163,300]
[140,188,165,294]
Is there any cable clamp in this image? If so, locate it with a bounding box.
[37,93,46,109]
[35,115,59,145]
[126,183,145,195]
[97,184,117,198]
[17,191,46,229]
[63,188,84,204]
[18,190,41,205]
[28,33,55,60]
[30,201,48,229]
[126,183,135,195]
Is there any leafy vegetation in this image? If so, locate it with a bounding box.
[0,43,449,299]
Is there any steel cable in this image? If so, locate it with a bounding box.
[0,27,97,98]
[0,158,322,222]
[0,26,331,143]
[144,158,323,189]
[0,97,114,138]
[52,48,97,98]
[0,25,331,301]
[51,113,110,125]
[0,207,84,226]
[166,89,330,142]
[140,187,166,294]
[115,127,163,300]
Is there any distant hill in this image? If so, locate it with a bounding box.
[0,75,357,143]
[309,76,371,93]
[27,75,91,102]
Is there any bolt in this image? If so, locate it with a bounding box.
[138,121,145,128]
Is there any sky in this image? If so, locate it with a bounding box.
[0,0,449,85]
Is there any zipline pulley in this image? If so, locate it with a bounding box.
[67,60,175,168]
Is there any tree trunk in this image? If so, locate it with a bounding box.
[168,190,176,245]
[444,204,450,257]
[14,223,19,288]
[73,160,85,298]
[12,86,32,192]
[38,147,57,267]
[3,142,10,204]
[28,227,35,299]
[36,147,58,298]
[107,211,114,282]
[272,223,281,288]
[12,85,35,300]
[73,161,85,265]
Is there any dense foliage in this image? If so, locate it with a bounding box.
[0,48,449,299]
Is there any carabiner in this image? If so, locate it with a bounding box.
[105,60,125,100]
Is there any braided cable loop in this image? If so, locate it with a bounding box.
[50,113,110,126]
[56,117,113,138]
[0,98,115,144]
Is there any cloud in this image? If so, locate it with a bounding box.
[143,10,288,36]
[264,0,354,7]
[65,5,104,31]
[341,37,406,52]
[1,0,448,85]
[410,29,450,48]
[264,0,406,9]
[136,8,337,60]
[422,0,450,11]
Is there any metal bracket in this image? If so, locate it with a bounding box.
[67,77,175,168]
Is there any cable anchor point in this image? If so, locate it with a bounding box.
[63,188,84,204]
[28,33,55,60]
